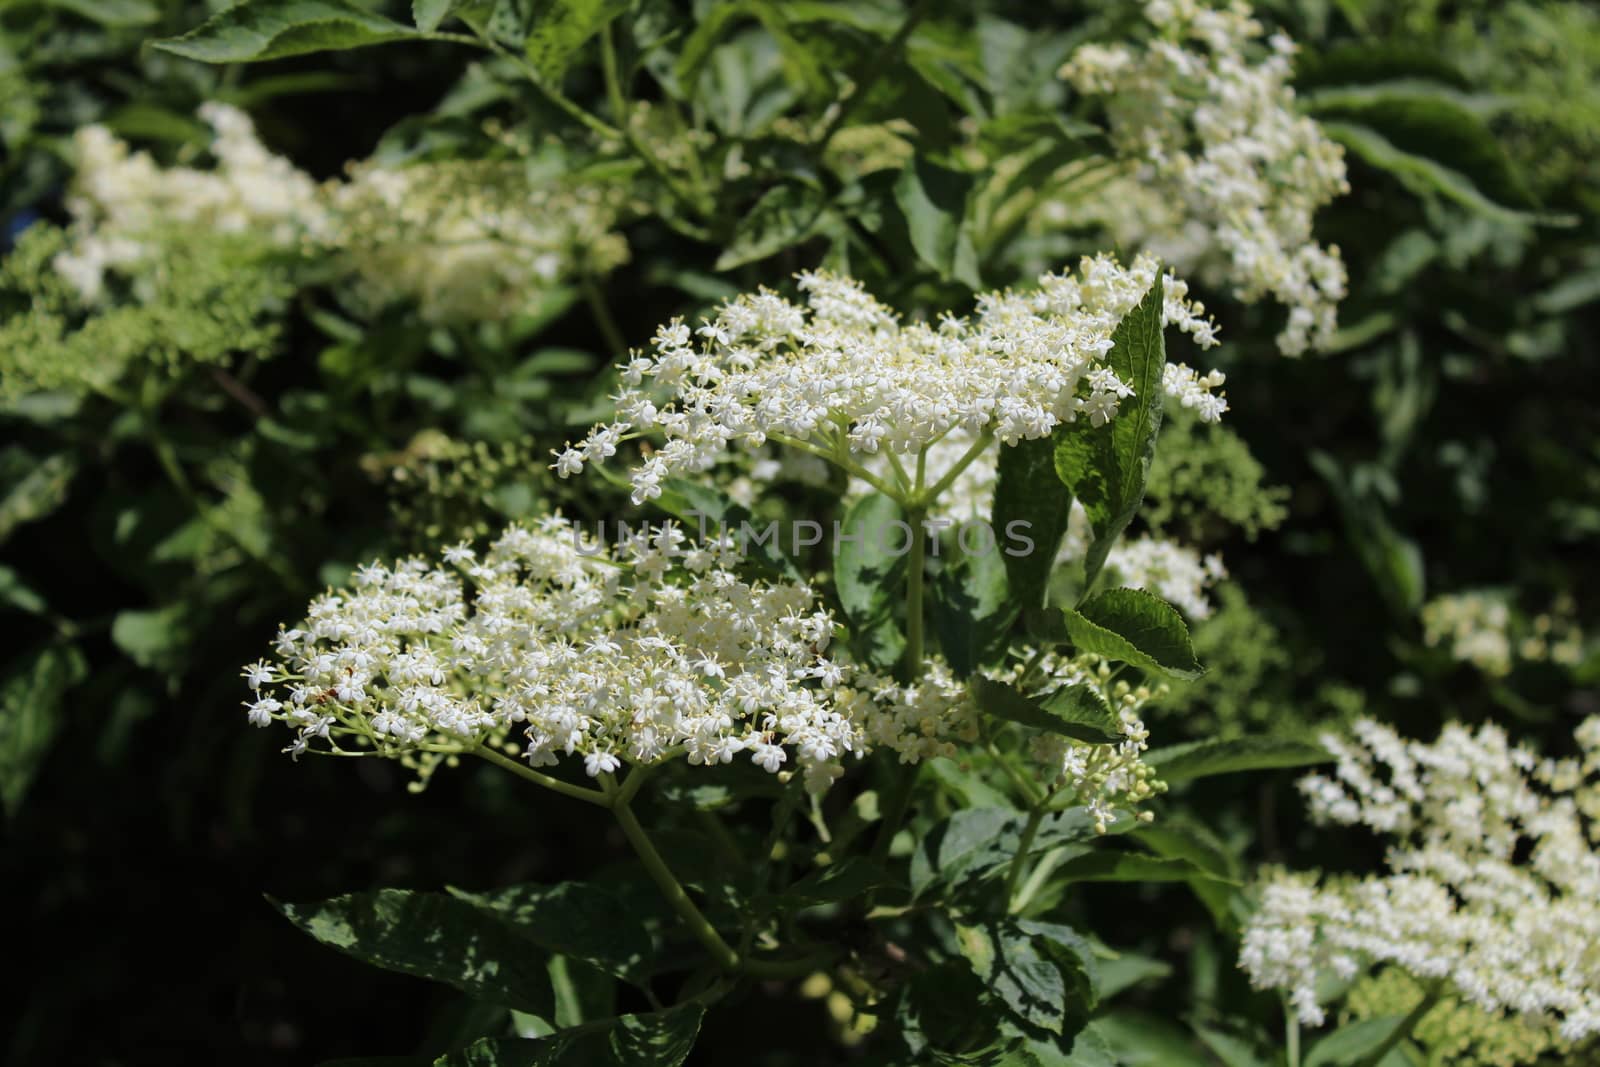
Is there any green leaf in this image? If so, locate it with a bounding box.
[0,644,87,819]
[1322,122,1573,227]
[524,0,629,83]
[1062,587,1202,680]
[274,890,555,1014]
[0,450,77,547]
[1053,850,1236,886]
[437,1002,703,1066]
[111,605,195,675]
[1091,1011,1213,1066]
[44,0,160,26]
[954,919,1098,1036]
[911,806,1128,899]
[1307,451,1425,617]
[775,858,897,909]
[153,0,421,63]
[448,881,656,986]
[714,184,829,270]
[0,564,47,615]
[992,436,1073,613]
[1304,1017,1411,1067]
[1145,737,1331,784]
[931,542,1012,676]
[894,156,981,288]
[834,492,907,670]
[413,0,460,32]
[1053,274,1167,589]
[970,677,1122,744]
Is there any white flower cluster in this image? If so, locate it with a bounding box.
[242,515,974,793]
[52,104,325,302]
[554,254,1226,505]
[329,159,628,324]
[1060,0,1349,355]
[1422,591,1585,678]
[49,106,627,324]
[1241,717,1600,1041]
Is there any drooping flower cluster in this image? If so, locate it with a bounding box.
[329,159,629,324]
[242,515,974,792]
[1240,718,1600,1042]
[1422,590,1585,678]
[52,104,325,303]
[554,254,1225,505]
[1061,0,1349,355]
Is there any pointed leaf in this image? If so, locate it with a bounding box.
[992,435,1073,612]
[970,677,1122,744]
[275,890,554,1014]
[448,881,656,986]
[954,919,1098,1036]
[153,0,419,63]
[1063,587,1202,679]
[1146,737,1331,784]
[413,0,459,32]
[894,156,981,288]
[1054,274,1167,589]
[834,492,907,670]
[0,644,87,818]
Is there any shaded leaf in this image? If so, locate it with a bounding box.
[449,881,656,986]
[524,0,629,83]
[1063,587,1202,680]
[1145,737,1331,784]
[0,450,78,546]
[894,156,980,288]
[154,0,420,64]
[834,492,907,670]
[437,1002,703,1066]
[275,890,555,1014]
[954,919,1098,1036]
[992,436,1073,613]
[1304,1016,1411,1067]
[0,644,87,819]
[715,184,829,270]
[970,677,1122,745]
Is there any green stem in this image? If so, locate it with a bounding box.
[1286,997,1301,1067]
[473,746,611,807]
[1357,980,1445,1067]
[612,796,741,971]
[916,430,993,507]
[581,275,628,361]
[1004,807,1046,912]
[903,504,927,676]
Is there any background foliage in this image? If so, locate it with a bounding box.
[1,0,1596,1063]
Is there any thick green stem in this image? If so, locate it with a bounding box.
[1357,980,1444,1067]
[1285,998,1301,1067]
[1004,807,1046,912]
[903,504,927,677]
[473,746,611,807]
[612,796,741,971]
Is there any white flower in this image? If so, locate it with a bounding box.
[1061,0,1349,355]
[244,514,976,790]
[1241,717,1600,1044]
[556,255,1223,502]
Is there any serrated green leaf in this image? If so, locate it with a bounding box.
[1053,274,1167,590]
[954,919,1098,1036]
[524,0,629,83]
[992,436,1073,613]
[834,492,907,670]
[714,184,829,270]
[894,156,981,288]
[931,542,1012,677]
[436,1002,703,1066]
[275,889,555,1014]
[1063,587,1202,679]
[413,0,459,32]
[0,644,87,818]
[774,858,897,910]
[153,0,420,63]
[970,677,1122,744]
[1145,737,1331,784]
[448,881,657,986]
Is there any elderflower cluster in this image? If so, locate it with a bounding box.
[554,255,1225,505]
[53,104,325,303]
[1240,718,1600,1042]
[1060,0,1349,355]
[241,515,974,793]
[1422,591,1585,678]
[328,159,628,324]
